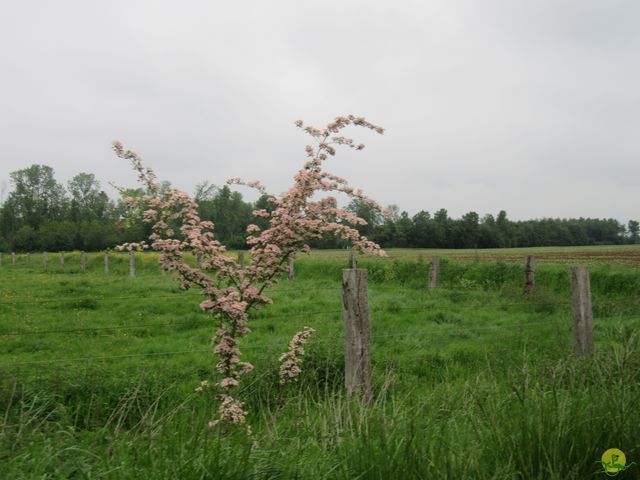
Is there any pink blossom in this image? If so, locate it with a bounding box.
[279,327,315,384]
[218,377,239,388]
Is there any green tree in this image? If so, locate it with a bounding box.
[374,209,398,247]
[346,198,383,238]
[14,225,38,251]
[478,214,500,248]
[628,220,639,244]
[8,165,67,230]
[68,173,119,249]
[78,220,120,251]
[432,209,450,247]
[39,220,75,251]
[460,211,480,248]
[394,211,413,247]
[116,187,150,245]
[495,210,511,247]
[68,173,111,222]
[198,185,253,248]
[0,197,19,249]
[410,211,432,248]
[194,181,218,202]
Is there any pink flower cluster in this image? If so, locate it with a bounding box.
[113,115,386,430]
[279,327,315,384]
[208,394,248,429]
[115,242,148,252]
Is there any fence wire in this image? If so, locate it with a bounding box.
[3,314,639,371]
[0,300,590,337]
[2,261,639,382]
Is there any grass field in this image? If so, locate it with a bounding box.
[1,247,640,479]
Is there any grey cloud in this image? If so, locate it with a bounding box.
[0,0,638,221]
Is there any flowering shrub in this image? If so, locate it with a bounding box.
[113,115,386,430]
[279,327,315,384]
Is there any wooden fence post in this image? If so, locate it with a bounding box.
[288,257,294,280]
[104,251,109,274]
[195,253,201,268]
[349,250,357,269]
[60,252,65,268]
[524,255,536,294]
[238,251,245,268]
[11,252,16,266]
[429,256,440,289]
[129,251,135,277]
[80,251,86,272]
[570,266,594,356]
[43,252,48,271]
[342,268,372,404]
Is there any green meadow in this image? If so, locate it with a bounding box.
[1,248,639,479]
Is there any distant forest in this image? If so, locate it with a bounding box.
[0,165,638,252]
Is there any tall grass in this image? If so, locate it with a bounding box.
[2,331,639,479]
[1,252,639,478]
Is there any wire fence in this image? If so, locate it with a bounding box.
[3,301,637,339]
[2,308,639,371]
[0,285,477,307]
[2,257,639,387]
[0,287,346,306]
[0,299,584,337]
[4,281,566,306]
[0,318,563,368]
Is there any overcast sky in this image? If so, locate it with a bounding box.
[1,0,638,221]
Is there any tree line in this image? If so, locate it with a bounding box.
[0,164,638,252]
[347,201,638,249]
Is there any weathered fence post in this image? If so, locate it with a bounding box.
[238,251,245,268]
[80,251,86,272]
[60,252,65,268]
[11,252,16,266]
[288,257,294,280]
[342,268,372,404]
[104,251,109,274]
[195,253,201,268]
[348,250,357,269]
[129,251,135,277]
[570,266,594,356]
[43,252,48,271]
[524,255,536,294]
[428,256,440,289]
